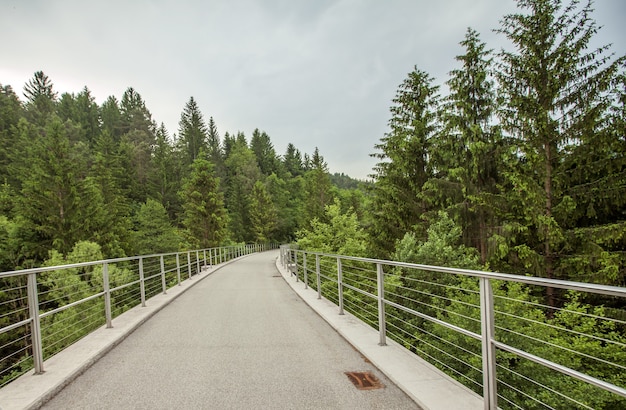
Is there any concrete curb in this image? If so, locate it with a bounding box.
[274,256,484,410]
[0,255,250,410]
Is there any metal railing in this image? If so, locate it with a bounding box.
[280,245,626,410]
[0,243,274,386]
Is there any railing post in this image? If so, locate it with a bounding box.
[187,252,192,279]
[103,262,113,328]
[196,251,201,274]
[480,277,498,410]
[27,273,44,374]
[294,251,299,282]
[337,258,344,315]
[160,255,167,295]
[377,263,387,346]
[316,254,321,300]
[176,253,181,286]
[139,257,146,306]
[303,253,308,289]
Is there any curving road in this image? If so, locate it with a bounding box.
[42,250,420,410]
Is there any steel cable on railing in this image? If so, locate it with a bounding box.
[496,363,595,410]
[494,323,626,373]
[384,309,483,390]
[494,305,626,351]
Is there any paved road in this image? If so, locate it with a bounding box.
[42,251,420,410]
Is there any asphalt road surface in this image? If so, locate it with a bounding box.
[42,251,420,410]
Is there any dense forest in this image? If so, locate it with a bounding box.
[0,71,369,272]
[0,0,625,405]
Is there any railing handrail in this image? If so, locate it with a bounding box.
[0,244,255,279]
[282,248,626,298]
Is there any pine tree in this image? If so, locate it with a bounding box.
[179,158,229,248]
[250,128,281,176]
[100,96,123,141]
[23,71,57,126]
[56,87,100,145]
[118,88,156,205]
[369,67,440,256]
[283,143,304,177]
[178,96,208,167]
[495,0,625,296]
[206,116,224,175]
[249,180,277,243]
[134,199,181,254]
[223,139,262,242]
[430,28,503,264]
[0,84,23,187]
[119,87,154,136]
[303,147,334,227]
[148,124,182,220]
[17,118,86,256]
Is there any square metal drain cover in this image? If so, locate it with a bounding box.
[345,371,384,390]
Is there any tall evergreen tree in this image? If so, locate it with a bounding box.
[303,147,334,226]
[178,96,208,167]
[430,28,503,264]
[179,158,229,248]
[17,118,86,256]
[149,124,182,220]
[56,87,100,145]
[133,199,181,254]
[223,139,262,242]
[0,84,23,186]
[119,87,154,135]
[369,67,440,256]
[206,116,224,176]
[250,128,281,176]
[249,180,277,243]
[283,143,304,177]
[23,71,57,126]
[496,0,625,296]
[118,88,156,205]
[100,96,123,141]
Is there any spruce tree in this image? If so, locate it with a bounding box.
[369,67,440,256]
[23,71,57,126]
[179,158,229,248]
[430,28,502,264]
[178,96,208,167]
[303,147,334,227]
[249,180,277,243]
[496,0,625,294]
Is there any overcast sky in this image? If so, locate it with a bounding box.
[1,0,624,179]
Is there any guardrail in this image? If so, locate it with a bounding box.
[280,245,626,410]
[0,243,274,386]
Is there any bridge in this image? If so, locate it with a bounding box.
[0,245,625,409]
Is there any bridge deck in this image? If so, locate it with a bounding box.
[10,251,420,409]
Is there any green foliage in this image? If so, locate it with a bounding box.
[179,158,229,248]
[178,96,208,167]
[223,138,262,242]
[133,199,182,254]
[392,210,481,269]
[369,67,440,257]
[297,199,367,257]
[248,180,277,243]
[302,148,335,227]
